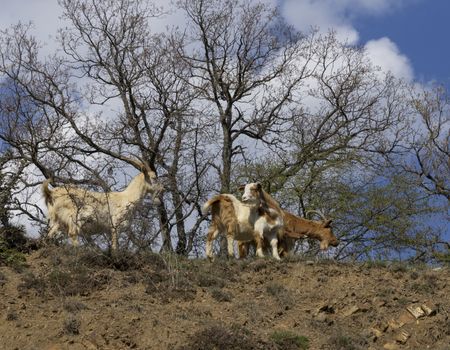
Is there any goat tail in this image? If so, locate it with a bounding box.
[202,195,223,215]
[42,178,53,206]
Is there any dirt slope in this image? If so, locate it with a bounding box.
[0,247,449,350]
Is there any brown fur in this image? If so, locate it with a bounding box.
[203,183,285,260]
[203,194,264,259]
[238,209,339,258]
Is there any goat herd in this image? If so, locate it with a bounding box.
[42,161,339,258]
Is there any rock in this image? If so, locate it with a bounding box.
[387,319,404,330]
[369,327,384,338]
[405,304,437,319]
[421,304,437,316]
[314,313,328,322]
[383,342,400,350]
[316,303,335,314]
[406,305,425,319]
[395,330,410,344]
[373,297,387,307]
[81,340,98,350]
[342,305,360,317]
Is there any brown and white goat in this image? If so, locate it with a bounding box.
[238,210,339,258]
[202,183,284,260]
[42,163,162,251]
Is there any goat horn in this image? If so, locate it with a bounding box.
[120,157,154,174]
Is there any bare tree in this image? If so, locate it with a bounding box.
[177,0,314,193]
[399,86,449,201]
[0,1,210,253]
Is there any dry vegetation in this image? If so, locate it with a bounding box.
[0,246,449,350]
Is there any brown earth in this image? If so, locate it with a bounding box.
[0,246,449,350]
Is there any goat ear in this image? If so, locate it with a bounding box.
[256,182,262,190]
[238,185,245,192]
[323,219,332,227]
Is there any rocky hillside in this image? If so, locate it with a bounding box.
[0,246,449,350]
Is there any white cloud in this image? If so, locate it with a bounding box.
[280,0,415,80]
[365,37,414,81]
[280,0,403,44]
[281,0,359,43]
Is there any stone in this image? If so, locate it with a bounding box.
[383,342,400,350]
[316,303,335,314]
[373,298,387,307]
[395,330,410,344]
[342,305,360,317]
[369,327,384,338]
[421,304,437,316]
[314,312,328,323]
[406,305,425,319]
[387,319,404,330]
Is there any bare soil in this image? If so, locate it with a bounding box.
[0,247,449,350]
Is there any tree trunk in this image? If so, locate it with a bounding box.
[157,199,173,253]
[220,122,233,194]
[218,119,233,257]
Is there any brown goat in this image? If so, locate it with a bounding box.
[202,183,284,260]
[238,210,339,258]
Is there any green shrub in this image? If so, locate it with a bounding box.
[0,236,26,270]
[270,330,309,350]
[177,324,268,350]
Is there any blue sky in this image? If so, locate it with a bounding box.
[355,0,450,88]
[0,0,449,89]
[280,0,450,89]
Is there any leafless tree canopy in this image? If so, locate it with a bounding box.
[0,0,448,262]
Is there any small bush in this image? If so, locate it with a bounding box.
[411,272,439,294]
[365,260,388,269]
[409,271,420,280]
[0,226,27,251]
[42,246,167,272]
[327,333,366,350]
[145,273,196,302]
[210,288,233,302]
[0,271,6,286]
[48,267,110,296]
[63,300,87,313]
[270,330,309,350]
[63,315,81,335]
[433,251,450,266]
[17,272,47,296]
[389,262,409,273]
[196,272,226,288]
[0,236,26,270]
[249,259,269,272]
[266,283,294,310]
[177,324,270,350]
[5,310,18,321]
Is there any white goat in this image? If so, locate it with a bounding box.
[42,164,162,251]
[202,182,284,260]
